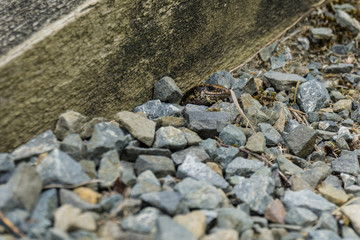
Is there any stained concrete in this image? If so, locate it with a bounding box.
[0,0,319,152]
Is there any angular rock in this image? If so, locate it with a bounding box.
[54,110,87,141]
[86,122,132,160]
[201,229,238,240]
[153,126,187,151]
[219,124,246,147]
[174,210,206,239]
[264,199,286,224]
[36,149,90,185]
[114,111,156,147]
[259,41,278,62]
[130,170,161,198]
[320,112,343,122]
[155,216,197,240]
[318,121,339,132]
[0,153,15,173]
[135,155,175,178]
[199,138,218,159]
[79,117,107,139]
[297,80,330,113]
[332,151,360,176]
[335,10,360,35]
[133,100,183,120]
[73,187,101,204]
[171,146,209,166]
[217,208,253,234]
[155,116,185,128]
[284,125,317,158]
[176,156,229,190]
[341,205,360,235]
[180,128,202,146]
[153,76,182,103]
[0,163,42,214]
[311,27,333,40]
[121,207,160,234]
[140,191,181,215]
[53,204,96,232]
[232,175,274,214]
[318,184,351,205]
[324,63,354,74]
[175,178,225,209]
[307,229,342,240]
[184,104,233,139]
[122,145,172,162]
[294,161,331,189]
[214,146,240,169]
[60,133,83,161]
[282,189,336,215]
[225,157,264,179]
[351,107,360,123]
[98,149,123,189]
[11,130,59,161]
[258,123,282,147]
[245,132,266,153]
[285,207,317,226]
[205,70,235,89]
[330,90,346,102]
[270,55,287,70]
[264,71,305,91]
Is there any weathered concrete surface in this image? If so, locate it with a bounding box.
[0,0,319,152]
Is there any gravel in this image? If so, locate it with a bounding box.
[2,1,360,239]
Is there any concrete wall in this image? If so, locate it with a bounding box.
[0,0,319,152]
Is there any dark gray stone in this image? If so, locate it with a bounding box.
[297,80,330,113]
[175,178,224,209]
[264,71,306,91]
[318,121,339,132]
[332,151,360,176]
[245,132,266,153]
[307,229,342,240]
[199,138,218,159]
[0,163,42,214]
[307,62,322,70]
[284,125,317,158]
[0,153,15,173]
[184,104,233,139]
[141,191,181,215]
[171,146,209,165]
[335,10,360,35]
[351,107,360,123]
[342,118,355,127]
[121,207,160,234]
[120,161,137,187]
[282,189,336,215]
[214,146,240,169]
[294,161,331,189]
[36,149,90,185]
[11,130,59,161]
[270,54,287,70]
[258,123,282,147]
[324,63,354,74]
[59,189,101,212]
[315,212,338,233]
[316,130,337,141]
[135,155,175,178]
[122,145,172,162]
[205,70,235,89]
[133,100,183,120]
[155,215,197,240]
[86,122,132,160]
[153,126,187,151]
[98,149,123,189]
[311,27,333,40]
[335,137,350,150]
[232,175,274,214]
[180,128,202,146]
[332,44,348,55]
[322,175,342,189]
[217,208,253,234]
[153,76,182,103]
[225,157,264,179]
[130,170,161,198]
[219,124,246,147]
[285,207,317,226]
[320,112,343,122]
[99,193,123,213]
[54,110,87,141]
[176,156,229,190]
[28,189,58,238]
[308,112,319,123]
[60,133,83,161]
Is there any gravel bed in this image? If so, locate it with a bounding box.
[1,1,360,240]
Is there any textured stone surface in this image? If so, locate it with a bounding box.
[97,149,123,189]
[153,126,187,151]
[264,71,306,91]
[284,125,317,158]
[140,191,182,215]
[153,76,183,103]
[174,211,206,239]
[217,208,253,234]
[225,157,264,179]
[114,111,156,147]
[341,204,360,235]
[171,146,209,165]
[135,155,175,178]
[219,124,246,147]
[54,110,87,140]
[297,80,330,113]
[156,216,197,240]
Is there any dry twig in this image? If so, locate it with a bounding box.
[43,179,104,189]
[230,89,256,133]
[0,210,25,238]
